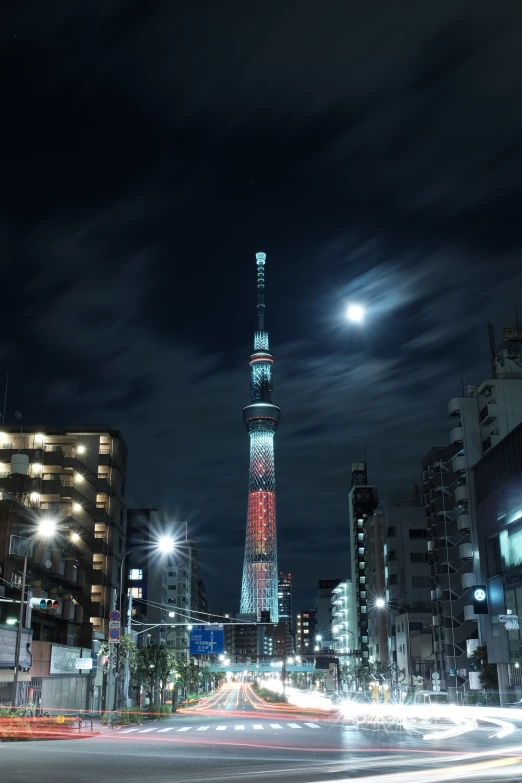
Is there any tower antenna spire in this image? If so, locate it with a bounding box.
[256,252,266,330]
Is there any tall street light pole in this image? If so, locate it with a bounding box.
[115,535,176,710]
[13,516,57,707]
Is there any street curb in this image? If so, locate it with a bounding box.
[1,732,100,742]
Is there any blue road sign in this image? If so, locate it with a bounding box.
[189,624,224,655]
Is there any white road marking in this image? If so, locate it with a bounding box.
[287,723,302,728]
[304,723,321,728]
[252,724,263,730]
[119,728,140,733]
[138,728,157,733]
[196,726,209,731]
[157,727,176,732]
[177,726,192,731]
[235,725,245,730]
[270,723,282,729]
[216,726,227,730]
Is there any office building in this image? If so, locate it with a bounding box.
[423,326,522,694]
[278,572,292,632]
[296,609,317,655]
[472,420,522,702]
[366,488,433,680]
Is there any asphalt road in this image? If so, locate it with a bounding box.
[2,683,522,783]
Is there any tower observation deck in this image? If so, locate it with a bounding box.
[239,252,280,622]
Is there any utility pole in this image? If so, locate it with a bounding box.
[12,550,28,707]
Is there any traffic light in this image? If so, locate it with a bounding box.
[31,597,60,611]
[472,586,488,614]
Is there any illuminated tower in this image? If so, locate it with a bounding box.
[240,252,280,622]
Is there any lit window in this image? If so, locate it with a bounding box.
[130,587,142,599]
[129,569,143,580]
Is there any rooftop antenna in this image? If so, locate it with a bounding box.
[256,252,266,330]
[14,410,22,452]
[2,372,8,426]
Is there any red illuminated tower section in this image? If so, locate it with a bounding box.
[240,252,280,622]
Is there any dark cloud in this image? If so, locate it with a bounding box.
[2,1,522,609]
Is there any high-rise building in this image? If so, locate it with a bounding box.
[423,326,522,694]
[278,572,292,631]
[366,489,434,680]
[0,425,127,708]
[296,610,317,655]
[315,579,340,648]
[348,462,378,662]
[240,253,280,622]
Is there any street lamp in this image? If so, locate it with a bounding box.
[13,515,59,706]
[117,535,176,709]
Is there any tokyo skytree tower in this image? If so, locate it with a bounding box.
[239,252,280,622]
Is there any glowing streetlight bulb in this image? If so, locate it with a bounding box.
[73,503,82,512]
[71,532,80,543]
[157,536,175,553]
[38,517,57,538]
[77,445,85,455]
[347,303,364,323]
[375,598,386,608]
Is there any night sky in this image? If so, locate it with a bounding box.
[3,2,522,612]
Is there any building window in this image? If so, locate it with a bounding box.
[409,529,427,539]
[387,551,397,561]
[129,569,143,580]
[410,553,428,563]
[131,588,143,598]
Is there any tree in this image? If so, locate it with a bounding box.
[173,654,199,697]
[471,645,499,691]
[134,645,175,706]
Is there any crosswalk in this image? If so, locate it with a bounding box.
[118,721,322,735]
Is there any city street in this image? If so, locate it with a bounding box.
[2,684,522,783]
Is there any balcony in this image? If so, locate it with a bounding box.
[448,398,462,416]
[88,600,106,618]
[431,587,442,601]
[461,572,475,589]
[453,455,467,473]
[450,427,464,445]
[464,605,478,621]
[479,403,498,425]
[457,513,471,532]
[92,537,108,555]
[459,543,474,560]
[454,485,469,503]
[90,565,107,586]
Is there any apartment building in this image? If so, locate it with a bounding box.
[366,488,433,680]
[423,327,522,695]
[315,579,340,648]
[331,579,358,655]
[278,572,292,632]
[0,425,127,706]
[348,462,379,661]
